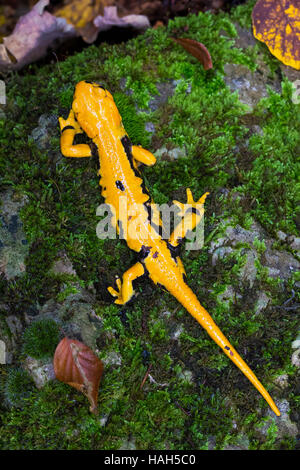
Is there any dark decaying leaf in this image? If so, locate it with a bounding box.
[0,0,75,72]
[0,0,150,72]
[252,0,300,70]
[172,37,213,70]
[53,337,104,414]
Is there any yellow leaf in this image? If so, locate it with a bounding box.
[55,0,114,29]
[252,0,300,70]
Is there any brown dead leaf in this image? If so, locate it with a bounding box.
[93,6,150,34]
[53,337,104,415]
[172,37,213,70]
[252,0,300,70]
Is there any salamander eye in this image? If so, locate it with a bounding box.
[94,83,105,90]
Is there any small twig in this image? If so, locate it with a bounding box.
[276,290,299,311]
[48,177,63,206]
[283,289,295,306]
[52,51,62,78]
[277,304,300,311]
[174,400,191,416]
[140,363,152,390]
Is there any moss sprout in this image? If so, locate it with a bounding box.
[22,319,60,359]
[3,368,35,409]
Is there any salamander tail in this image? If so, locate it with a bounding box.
[173,283,280,416]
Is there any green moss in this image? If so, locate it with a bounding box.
[113,92,152,147]
[56,283,80,302]
[0,0,299,450]
[238,81,300,234]
[230,0,256,29]
[253,237,267,254]
[3,368,35,409]
[22,319,60,359]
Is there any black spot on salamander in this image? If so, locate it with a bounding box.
[145,204,163,237]
[94,82,106,90]
[185,207,201,216]
[151,222,163,237]
[121,135,132,160]
[89,142,99,158]
[152,251,159,259]
[117,220,124,239]
[157,282,167,292]
[183,273,188,284]
[139,245,151,260]
[142,263,149,277]
[116,180,125,191]
[85,81,105,89]
[62,125,75,132]
[167,241,181,260]
[224,346,233,355]
[121,135,151,203]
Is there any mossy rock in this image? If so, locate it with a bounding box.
[0,1,299,450]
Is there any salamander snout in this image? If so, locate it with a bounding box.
[84,80,105,89]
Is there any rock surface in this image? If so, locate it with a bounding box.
[30,288,104,352]
[209,218,300,285]
[0,190,29,279]
[23,356,56,389]
[257,400,298,441]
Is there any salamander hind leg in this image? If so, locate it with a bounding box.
[107,262,145,305]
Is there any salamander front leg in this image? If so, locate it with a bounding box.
[58,110,93,158]
[132,145,156,166]
[169,189,209,248]
[107,262,145,305]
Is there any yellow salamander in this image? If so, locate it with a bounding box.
[59,80,280,416]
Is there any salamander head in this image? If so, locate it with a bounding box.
[72,80,122,137]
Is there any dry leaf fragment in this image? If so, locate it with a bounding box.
[0,0,75,72]
[173,37,213,70]
[252,0,300,70]
[53,337,104,414]
[93,6,150,33]
[0,0,150,72]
